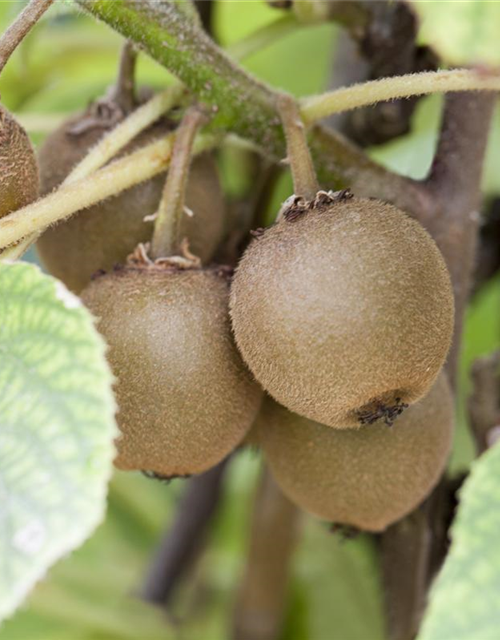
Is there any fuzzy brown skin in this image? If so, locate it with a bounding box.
[0,104,39,217]
[230,195,454,428]
[81,265,262,476]
[258,372,453,532]
[37,110,225,293]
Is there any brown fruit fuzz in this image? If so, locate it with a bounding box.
[36,101,225,293]
[81,261,262,477]
[258,372,454,532]
[230,193,454,429]
[0,104,39,217]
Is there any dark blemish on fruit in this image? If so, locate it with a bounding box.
[141,470,192,483]
[357,397,409,427]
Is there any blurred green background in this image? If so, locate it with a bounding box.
[0,2,498,638]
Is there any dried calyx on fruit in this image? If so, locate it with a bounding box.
[0,103,39,218]
[258,371,454,532]
[230,94,454,429]
[81,107,262,478]
[37,47,224,293]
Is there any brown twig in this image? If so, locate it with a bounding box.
[468,351,500,455]
[232,466,301,640]
[472,198,500,295]
[379,505,432,640]
[142,457,230,607]
[110,41,138,114]
[328,1,438,147]
[0,0,54,77]
[425,92,496,382]
[380,90,496,640]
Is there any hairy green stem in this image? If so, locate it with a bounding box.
[301,69,500,125]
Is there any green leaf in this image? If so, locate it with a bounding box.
[418,440,500,640]
[409,0,500,67]
[0,262,117,622]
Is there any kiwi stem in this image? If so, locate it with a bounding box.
[142,457,229,606]
[150,107,207,260]
[468,351,500,455]
[232,466,301,640]
[277,94,319,201]
[0,0,54,77]
[301,68,500,125]
[64,84,184,185]
[0,132,217,257]
[380,506,432,640]
[111,41,138,114]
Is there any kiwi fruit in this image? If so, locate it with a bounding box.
[81,262,263,477]
[230,191,454,429]
[0,104,39,217]
[258,371,454,532]
[36,104,225,293]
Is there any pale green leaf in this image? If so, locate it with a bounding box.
[409,0,500,67]
[418,441,500,640]
[0,262,117,622]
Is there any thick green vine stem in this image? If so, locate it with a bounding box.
[75,0,421,215]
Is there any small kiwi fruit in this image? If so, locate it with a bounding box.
[230,191,454,428]
[36,101,225,293]
[0,104,39,217]
[258,371,454,532]
[81,261,263,477]
[80,105,254,477]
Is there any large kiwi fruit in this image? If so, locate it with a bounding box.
[0,104,39,217]
[36,103,225,293]
[81,262,263,477]
[230,191,454,429]
[258,371,454,532]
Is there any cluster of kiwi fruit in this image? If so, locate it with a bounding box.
[229,95,455,532]
[3,44,455,530]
